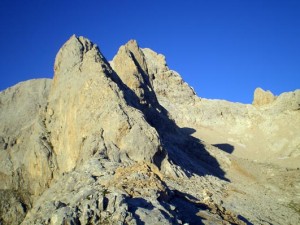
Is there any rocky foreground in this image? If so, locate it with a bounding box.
[0,35,299,225]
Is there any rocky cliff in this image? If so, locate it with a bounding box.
[0,35,299,225]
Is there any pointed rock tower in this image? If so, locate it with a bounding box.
[46,35,165,174]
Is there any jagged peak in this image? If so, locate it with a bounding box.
[142,47,169,75]
[114,39,148,74]
[54,35,104,76]
[111,40,150,103]
[124,39,139,48]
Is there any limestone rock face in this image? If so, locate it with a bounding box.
[142,47,197,106]
[0,79,54,195]
[141,48,168,75]
[252,87,276,106]
[47,35,163,174]
[111,40,219,178]
[0,79,53,224]
[111,40,157,107]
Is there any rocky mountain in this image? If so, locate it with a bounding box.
[0,35,299,225]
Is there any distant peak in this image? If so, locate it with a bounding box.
[67,34,93,44]
[125,39,139,47]
[61,34,98,54]
[63,34,94,49]
[69,33,77,40]
[124,39,142,55]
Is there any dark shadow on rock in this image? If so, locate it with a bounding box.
[165,131,230,181]
[213,143,235,154]
[180,127,196,135]
[103,48,229,181]
[127,197,154,225]
[158,188,251,225]
[126,192,205,225]
[159,189,207,225]
[238,215,254,225]
[168,192,206,225]
[126,197,176,225]
[103,196,109,211]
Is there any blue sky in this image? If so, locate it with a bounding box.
[0,0,299,103]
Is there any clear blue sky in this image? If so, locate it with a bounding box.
[1,0,299,103]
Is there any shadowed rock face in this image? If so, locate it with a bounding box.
[0,35,299,225]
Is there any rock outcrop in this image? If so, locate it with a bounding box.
[0,35,299,225]
[47,35,166,174]
[252,87,276,106]
[0,79,53,223]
